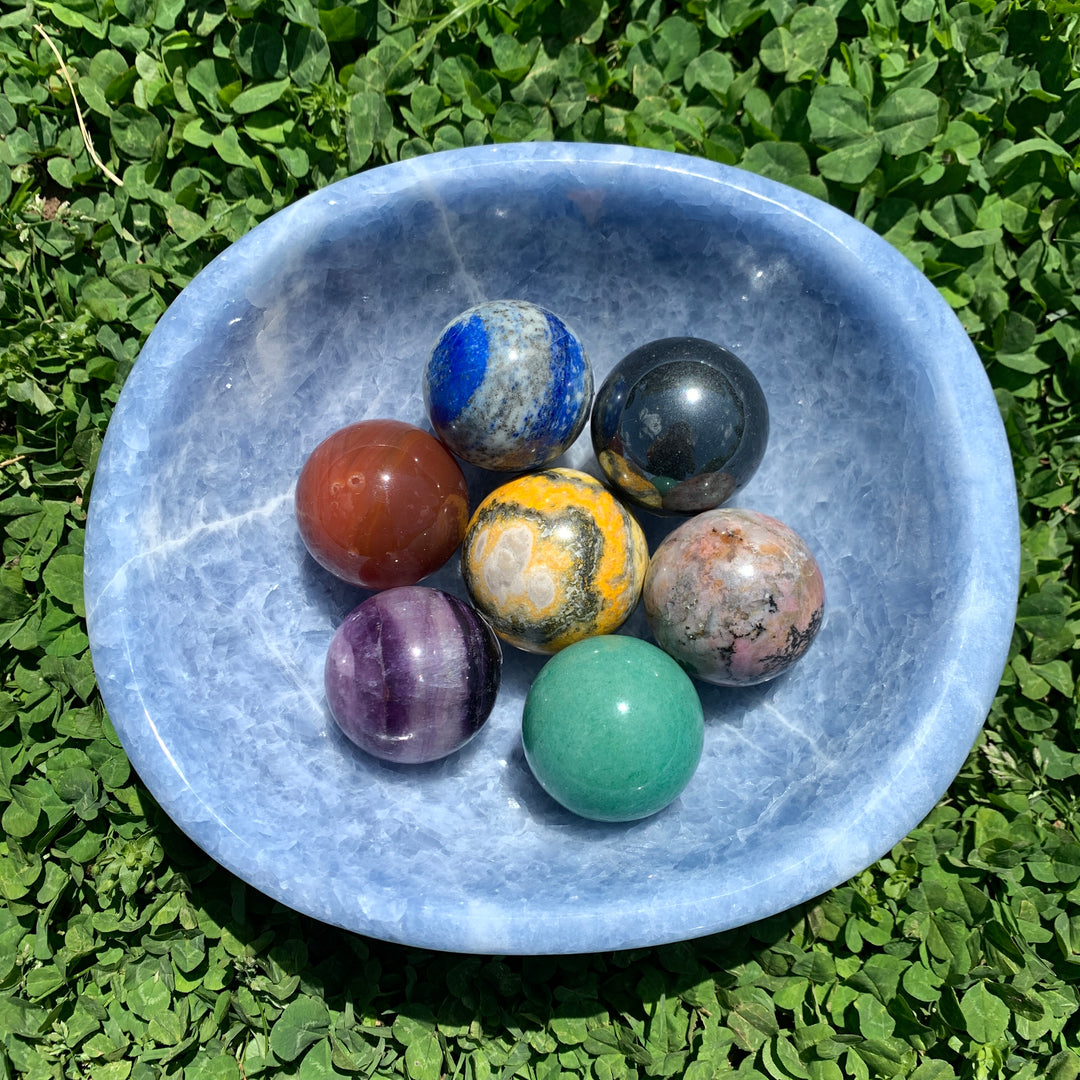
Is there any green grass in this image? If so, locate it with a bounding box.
[1,0,1079,1078]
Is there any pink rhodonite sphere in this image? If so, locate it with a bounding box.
[643,508,825,686]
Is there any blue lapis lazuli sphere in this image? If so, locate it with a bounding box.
[424,300,594,471]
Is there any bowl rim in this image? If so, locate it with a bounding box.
[84,142,1020,954]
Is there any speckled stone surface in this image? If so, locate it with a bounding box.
[84,143,1019,955]
[644,508,825,686]
[424,300,592,470]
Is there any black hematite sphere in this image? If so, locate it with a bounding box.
[591,338,769,515]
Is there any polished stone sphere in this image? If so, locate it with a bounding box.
[644,507,825,686]
[591,337,769,514]
[522,635,704,822]
[424,299,593,470]
[295,419,469,589]
[461,468,647,653]
[325,587,501,764]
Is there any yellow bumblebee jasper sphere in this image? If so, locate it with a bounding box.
[461,468,648,654]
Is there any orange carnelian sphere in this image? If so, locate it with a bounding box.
[295,419,469,590]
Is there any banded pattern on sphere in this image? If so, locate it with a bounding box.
[324,587,502,764]
[462,468,648,654]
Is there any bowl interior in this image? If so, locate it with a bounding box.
[85,144,1017,954]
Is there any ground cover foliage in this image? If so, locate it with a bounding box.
[0,0,1078,1076]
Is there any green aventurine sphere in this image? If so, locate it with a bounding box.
[522,636,705,822]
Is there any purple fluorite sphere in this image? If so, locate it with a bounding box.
[325,587,502,764]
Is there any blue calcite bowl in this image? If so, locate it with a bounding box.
[84,143,1018,955]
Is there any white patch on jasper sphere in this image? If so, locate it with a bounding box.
[479,524,534,605]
